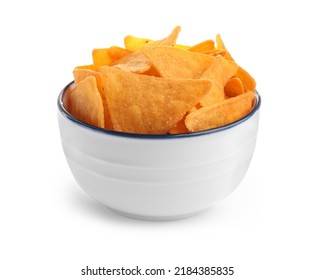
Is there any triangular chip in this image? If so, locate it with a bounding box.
[224,77,245,97]
[174,44,189,50]
[92,48,111,67]
[124,35,152,51]
[236,66,256,92]
[215,34,256,92]
[221,58,238,85]
[68,76,105,128]
[111,26,181,73]
[75,64,96,71]
[203,48,228,56]
[73,68,112,129]
[92,46,130,68]
[99,66,212,134]
[185,91,254,132]
[168,115,189,134]
[110,51,151,73]
[188,40,215,53]
[73,68,104,93]
[199,56,226,107]
[142,46,216,79]
[146,26,181,47]
[199,56,238,107]
[215,34,234,61]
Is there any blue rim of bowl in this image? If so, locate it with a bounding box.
[58,81,261,139]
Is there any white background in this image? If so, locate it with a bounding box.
[1,0,314,279]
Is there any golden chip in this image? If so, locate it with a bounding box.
[215,34,255,91]
[221,58,238,85]
[185,91,254,132]
[168,115,189,134]
[215,34,234,61]
[73,68,112,129]
[124,35,151,51]
[236,66,256,92]
[188,40,215,53]
[111,26,181,74]
[142,46,216,79]
[68,76,105,128]
[199,56,226,107]
[92,46,130,68]
[75,64,96,71]
[92,48,112,68]
[99,66,211,134]
[224,77,245,97]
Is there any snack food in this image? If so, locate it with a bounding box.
[65,26,256,134]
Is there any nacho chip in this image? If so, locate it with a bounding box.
[107,46,131,63]
[221,58,238,85]
[73,68,103,92]
[174,44,190,50]
[124,35,151,51]
[111,51,151,73]
[92,48,112,67]
[224,77,245,97]
[188,40,215,53]
[92,46,130,68]
[147,26,181,47]
[99,66,211,134]
[236,66,256,92]
[199,56,238,106]
[199,56,226,107]
[69,76,105,128]
[75,64,96,71]
[215,34,234,61]
[185,91,254,132]
[73,68,112,129]
[203,48,228,56]
[111,26,181,74]
[168,115,189,134]
[142,46,215,79]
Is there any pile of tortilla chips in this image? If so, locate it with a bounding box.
[65,26,256,134]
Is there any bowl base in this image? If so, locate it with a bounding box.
[108,207,209,221]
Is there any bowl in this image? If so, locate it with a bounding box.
[57,82,261,220]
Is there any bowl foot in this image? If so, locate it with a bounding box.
[107,207,209,221]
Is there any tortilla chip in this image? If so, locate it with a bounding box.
[73,68,103,93]
[111,26,181,74]
[68,76,105,128]
[222,58,238,85]
[99,66,211,134]
[124,35,151,51]
[146,26,181,47]
[73,69,112,129]
[202,48,228,56]
[185,91,254,132]
[174,44,190,50]
[188,40,215,53]
[224,77,245,97]
[215,34,234,61]
[236,66,256,92]
[107,46,131,63]
[168,115,189,134]
[75,64,96,71]
[92,48,112,68]
[199,56,226,107]
[142,46,215,79]
[92,46,131,68]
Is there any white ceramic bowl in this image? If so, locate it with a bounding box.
[57,82,261,220]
